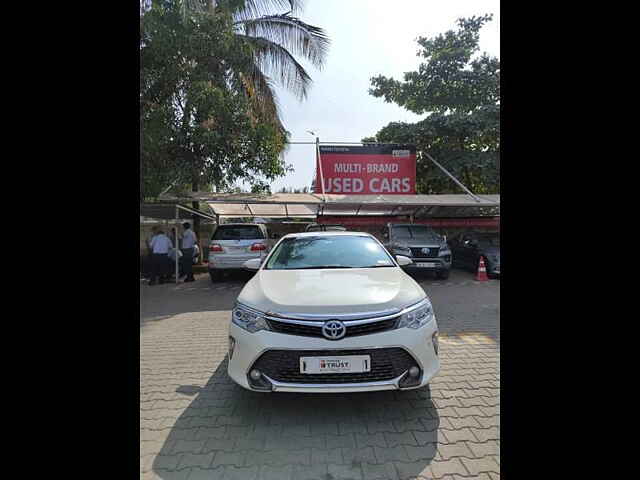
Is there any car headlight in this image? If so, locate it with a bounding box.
[232,304,270,333]
[396,298,435,329]
[439,243,451,255]
[393,245,411,255]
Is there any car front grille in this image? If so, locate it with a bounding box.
[251,347,415,384]
[410,247,440,258]
[266,317,398,339]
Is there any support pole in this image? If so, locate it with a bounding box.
[175,206,179,284]
[423,152,483,203]
[316,136,326,202]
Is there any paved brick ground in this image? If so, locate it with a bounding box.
[141,269,499,479]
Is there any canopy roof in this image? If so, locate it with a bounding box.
[140,203,217,221]
[157,192,500,219]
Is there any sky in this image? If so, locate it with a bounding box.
[245,0,500,192]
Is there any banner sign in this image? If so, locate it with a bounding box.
[314,145,416,194]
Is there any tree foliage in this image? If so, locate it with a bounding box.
[140,1,328,201]
[364,15,499,194]
[277,186,309,193]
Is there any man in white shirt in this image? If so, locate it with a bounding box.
[149,229,173,285]
[181,222,198,282]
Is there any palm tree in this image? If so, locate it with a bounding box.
[181,0,330,131]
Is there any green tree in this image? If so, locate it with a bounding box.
[140,0,328,233]
[364,15,499,194]
[171,0,330,131]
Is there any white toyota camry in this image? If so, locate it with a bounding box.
[227,231,440,393]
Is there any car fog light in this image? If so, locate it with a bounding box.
[408,366,420,377]
[250,369,261,381]
[432,331,439,355]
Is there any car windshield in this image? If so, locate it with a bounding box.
[476,234,500,247]
[392,226,440,240]
[265,235,396,270]
[212,225,264,240]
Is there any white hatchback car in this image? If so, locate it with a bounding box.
[227,231,440,393]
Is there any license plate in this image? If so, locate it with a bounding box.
[300,355,371,374]
[416,262,436,268]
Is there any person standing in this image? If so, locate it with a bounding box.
[142,227,159,279]
[149,229,173,286]
[181,222,198,282]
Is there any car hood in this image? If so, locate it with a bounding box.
[480,246,500,256]
[395,237,442,247]
[238,268,426,315]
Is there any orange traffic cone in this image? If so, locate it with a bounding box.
[475,256,489,282]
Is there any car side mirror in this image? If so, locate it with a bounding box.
[395,255,413,266]
[243,258,262,271]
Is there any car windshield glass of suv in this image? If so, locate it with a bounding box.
[265,235,395,270]
[212,226,264,240]
[393,226,439,240]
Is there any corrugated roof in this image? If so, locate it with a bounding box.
[139,203,217,221]
[157,192,499,218]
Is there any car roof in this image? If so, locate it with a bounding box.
[282,231,371,239]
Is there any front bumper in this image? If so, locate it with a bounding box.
[404,257,451,271]
[485,259,500,275]
[228,320,440,393]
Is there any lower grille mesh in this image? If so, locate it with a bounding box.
[251,348,415,384]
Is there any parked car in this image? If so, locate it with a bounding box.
[449,231,500,277]
[305,223,347,232]
[381,224,452,279]
[208,223,271,282]
[227,231,440,393]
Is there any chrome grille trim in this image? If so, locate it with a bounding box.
[264,312,400,327]
[263,297,429,327]
[265,308,401,321]
[263,373,407,392]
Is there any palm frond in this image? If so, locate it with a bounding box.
[238,65,286,133]
[236,13,330,68]
[225,0,304,21]
[180,0,208,18]
[238,34,312,100]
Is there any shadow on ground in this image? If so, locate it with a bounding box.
[151,359,439,480]
[140,271,254,325]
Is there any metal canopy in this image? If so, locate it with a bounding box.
[140,203,217,221]
[158,192,499,218]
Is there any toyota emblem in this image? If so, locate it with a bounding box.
[421,247,430,254]
[322,320,346,340]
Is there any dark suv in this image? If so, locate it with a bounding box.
[382,224,452,279]
[449,231,500,277]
